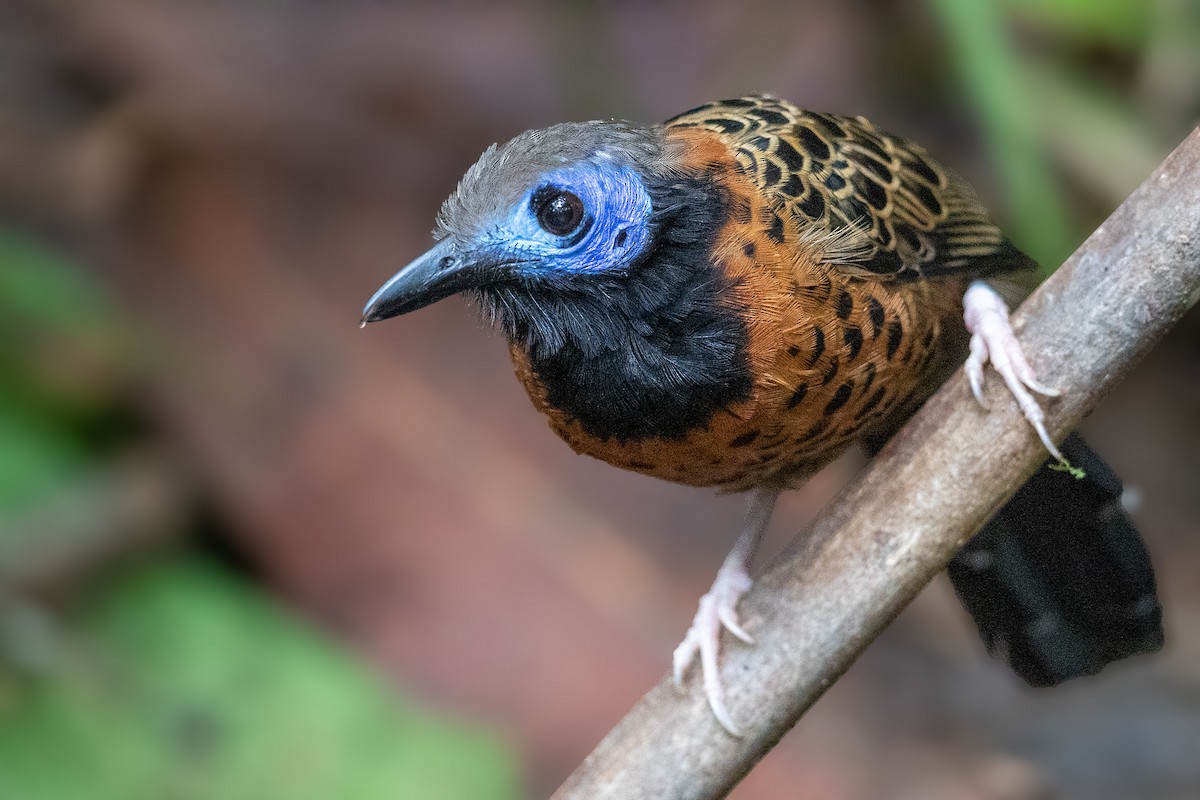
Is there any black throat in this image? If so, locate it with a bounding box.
[476,174,753,442]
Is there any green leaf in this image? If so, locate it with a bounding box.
[927,0,1075,271]
[0,229,116,334]
[1001,0,1152,48]
[0,398,89,524]
[0,229,128,523]
[0,559,521,800]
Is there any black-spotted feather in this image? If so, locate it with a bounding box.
[665,95,1037,281]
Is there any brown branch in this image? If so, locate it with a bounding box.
[553,130,1200,799]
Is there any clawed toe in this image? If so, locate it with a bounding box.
[963,281,1065,463]
[672,567,754,736]
[672,489,777,736]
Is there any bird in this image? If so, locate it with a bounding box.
[361,95,1163,734]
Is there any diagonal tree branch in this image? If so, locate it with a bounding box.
[553,129,1200,800]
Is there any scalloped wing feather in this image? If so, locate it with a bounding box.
[664,95,1038,282]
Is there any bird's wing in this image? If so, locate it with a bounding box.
[664,95,1037,281]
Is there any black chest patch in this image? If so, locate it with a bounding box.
[527,292,753,441]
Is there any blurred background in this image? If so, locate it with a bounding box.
[0,1,1197,798]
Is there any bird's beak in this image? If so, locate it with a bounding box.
[361,239,483,324]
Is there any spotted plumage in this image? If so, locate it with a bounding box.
[503,96,1032,493]
[667,95,1031,279]
[363,95,1162,735]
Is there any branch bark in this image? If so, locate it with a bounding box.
[553,129,1200,799]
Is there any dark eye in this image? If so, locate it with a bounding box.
[534,188,585,237]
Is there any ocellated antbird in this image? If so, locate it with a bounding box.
[362,95,1162,734]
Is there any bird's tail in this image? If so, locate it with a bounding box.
[947,433,1163,685]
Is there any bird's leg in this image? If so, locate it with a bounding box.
[672,486,779,735]
[963,280,1064,462]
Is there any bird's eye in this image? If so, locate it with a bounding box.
[533,188,585,237]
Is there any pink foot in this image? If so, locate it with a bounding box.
[963,281,1063,462]
[672,488,776,736]
[672,564,754,736]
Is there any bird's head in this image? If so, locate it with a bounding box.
[361,120,721,354]
[362,116,749,439]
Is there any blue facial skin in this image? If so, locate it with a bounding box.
[483,162,653,277]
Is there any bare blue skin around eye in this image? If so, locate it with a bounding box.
[493,163,653,274]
